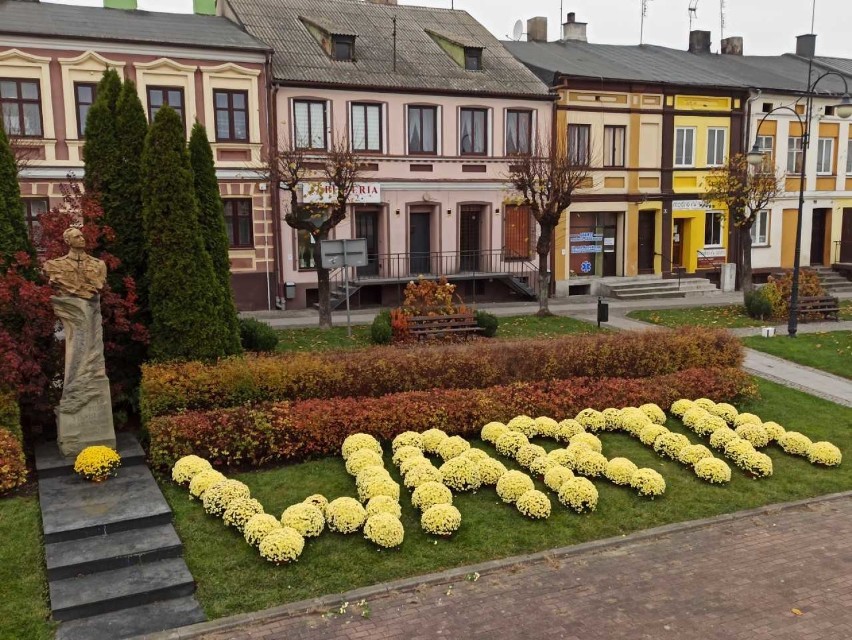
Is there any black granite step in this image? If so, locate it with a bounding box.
[40,465,172,543]
[55,596,206,640]
[50,557,196,622]
[36,432,146,479]
[46,523,183,580]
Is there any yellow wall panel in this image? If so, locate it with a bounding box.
[638,177,660,188]
[674,175,698,190]
[780,209,798,268]
[604,176,626,188]
[816,176,836,191]
[674,95,732,111]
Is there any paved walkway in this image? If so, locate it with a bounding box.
[167,493,852,640]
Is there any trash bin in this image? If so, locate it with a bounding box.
[597,297,609,326]
[285,282,296,300]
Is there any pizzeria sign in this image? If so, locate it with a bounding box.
[301,182,382,204]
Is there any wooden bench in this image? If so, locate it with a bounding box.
[795,295,840,322]
[408,313,481,340]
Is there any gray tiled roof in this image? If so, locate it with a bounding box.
[0,0,270,53]
[502,39,852,96]
[226,0,551,97]
[814,56,852,82]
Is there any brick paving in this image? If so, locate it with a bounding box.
[201,496,852,640]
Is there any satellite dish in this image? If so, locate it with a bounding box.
[512,19,524,41]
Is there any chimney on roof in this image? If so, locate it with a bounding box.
[561,12,587,42]
[688,30,712,54]
[721,36,743,55]
[527,17,548,43]
[796,34,816,59]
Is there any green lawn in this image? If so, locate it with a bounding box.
[163,379,852,621]
[630,300,852,328]
[276,314,599,353]
[1,495,54,640]
[743,331,852,379]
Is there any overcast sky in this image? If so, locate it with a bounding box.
[401,0,852,58]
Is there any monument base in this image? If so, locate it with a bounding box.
[57,376,116,457]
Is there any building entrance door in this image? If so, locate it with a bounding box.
[409,210,431,274]
[459,205,482,272]
[810,208,827,265]
[672,219,685,268]
[355,208,379,277]
[841,208,852,263]
[638,211,656,273]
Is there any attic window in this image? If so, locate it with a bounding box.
[825,106,836,116]
[464,48,482,71]
[333,36,355,61]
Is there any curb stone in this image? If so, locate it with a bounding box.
[135,489,852,640]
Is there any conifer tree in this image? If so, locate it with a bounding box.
[141,106,232,361]
[188,122,241,354]
[0,125,34,268]
[82,68,122,197]
[110,79,149,297]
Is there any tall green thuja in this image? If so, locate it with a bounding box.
[141,106,232,361]
[82,68,122,197]
[0,125,34,267]
[110,79,149,298]
[188,122,242,355]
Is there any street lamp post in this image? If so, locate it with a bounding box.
[746,73,852,337]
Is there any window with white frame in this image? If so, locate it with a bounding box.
[350,103,382,152]
[749,209,769,246]
[706,127,727,166]
[293,100,327,150]
[674,127,696,167]
[704,211,723,246]
[787,136,803,173]
[847,139,852,174]
[755,134,774,173]
[816,138,834,174]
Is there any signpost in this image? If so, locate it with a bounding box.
[320,239,369,337]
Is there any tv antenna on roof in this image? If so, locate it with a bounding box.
[688,0,699,31]
[640,0,652,44]
[720,0,726,41]
[511,19,524,41]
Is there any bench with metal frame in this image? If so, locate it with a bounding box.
[795,295,840,322]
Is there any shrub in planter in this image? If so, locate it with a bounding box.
[474,310,499,337]
[140,327,744,420]
[147,367,757,469]
[238,318,279,353]
[370,310,393,345]
[0,428,26,494]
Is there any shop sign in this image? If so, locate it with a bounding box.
[700,248,727,258]
[302,182,381,204]
[571,245,603,254]
[570,232,604,242]
[672,200,710,211]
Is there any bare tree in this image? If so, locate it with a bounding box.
[272,137,362,328]
[506,136,590,315]
[704,153,782,298]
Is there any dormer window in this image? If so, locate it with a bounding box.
[333,35,355,62]
[464,48,482,71]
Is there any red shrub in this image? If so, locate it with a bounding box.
[140,327,744,421]
[147,367,756,469]
[0,428,27,494]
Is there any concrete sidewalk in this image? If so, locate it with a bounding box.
[149,492,852,640]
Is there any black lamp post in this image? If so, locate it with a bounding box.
[746,73,852,337]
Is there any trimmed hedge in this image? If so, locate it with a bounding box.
[0,427,27,494]
[147,366,756,469]
[141,328,743,421]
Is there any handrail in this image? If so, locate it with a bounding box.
[654,251,684,289]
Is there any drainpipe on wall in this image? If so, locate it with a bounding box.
[264,51,283,309]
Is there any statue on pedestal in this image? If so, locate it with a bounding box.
[43,227,115,457]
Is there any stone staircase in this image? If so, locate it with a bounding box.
[599,277,720,301]
[35,433,205,640]
[811,266,852,294]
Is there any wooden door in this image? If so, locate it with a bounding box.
[504,205,531,259]
[810,209,826,265]
[409,211,431,274]
[355,209,379,277]
[841,208,852,263]
[672,219,684,267]
[638,211,656,273]
[459,205,482,272]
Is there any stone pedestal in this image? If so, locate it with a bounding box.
[52,294,115,457]
[720,263,737,293]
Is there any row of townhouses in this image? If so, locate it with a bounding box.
[2,0,851,310]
